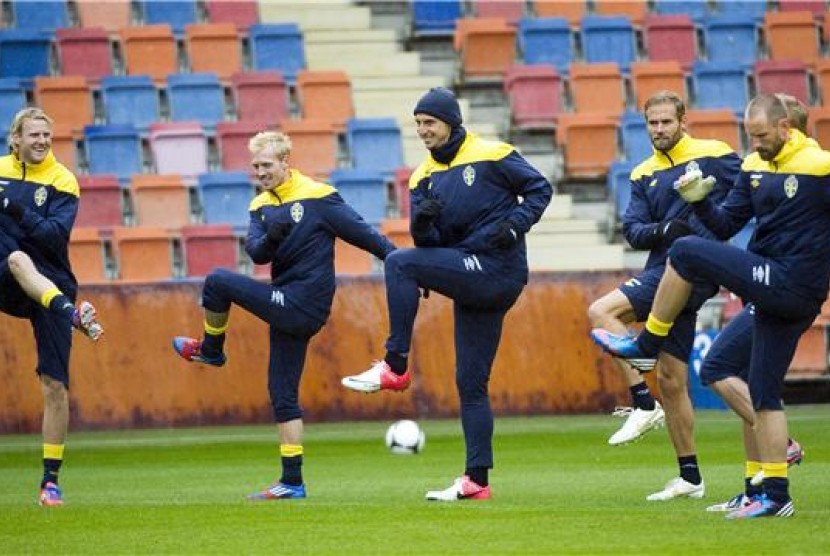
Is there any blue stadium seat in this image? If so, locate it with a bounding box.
[653,0,710,22]
[0,78,28,132]
[518,17,573,75]
[0,30,53,78]
[691,61,750,115]
[580,16,636,72]
[11,0,69,30]
[329,168,388,226]
[411,0,462,36]
[346,118,403,176]
[714,0,768,22]
[166,73,225,128]
[197,172,254,229]
[83,124,143,181]
[607,160,634,224]
[703,15,759,68]
[620,111,651,163]
[249,24,306,85]
[100,75,160,131]
[141,0,198,35]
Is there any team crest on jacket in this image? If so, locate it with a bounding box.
[784,175,798,198]
[34,186,47,206]
[290,202,304,223]
[685,160,700,174]
[462,165,476,186]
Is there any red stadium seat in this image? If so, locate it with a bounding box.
[231,71,290,126]
[504,64,563,130]
[76,175,123,228]
[181,224,239,277]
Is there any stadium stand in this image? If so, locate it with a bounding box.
[140,0,198,35]
[148,122,209,177]
[197,171,254,229]
[296,70,354,131]
[642,14,697,70]
[685,109,743,153]
[346,117,403,175]
[55,28,114,81]
[100,74,160,131]
[754,59,810,105]
[629,60,687,111]
[129,174,192,228]
[76,0,132,32]
[249,23,307,84]
[68,227,108,283]
[580,16,636,72]
[517,17,573,74]
[231,71,290,126]
[504,64,563,130]
[329,168,389,226]
[702,14,760,68]
[34,76,94,133]
[76,175,124,228]
[166,73,226,128]
[110,226,176,281]
[181,224,239,277]
[0,30,53,79]
[185,23,243,80]
[120,25,179,81]
[568,62,626,116]
[83,124,144,181]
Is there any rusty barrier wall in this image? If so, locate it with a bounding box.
[0,271,648,434]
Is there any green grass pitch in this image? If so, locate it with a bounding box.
[0,406,828,554]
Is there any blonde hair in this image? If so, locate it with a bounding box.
[248,131,292,159]
[8,107,53,151]
[776,93,808,134]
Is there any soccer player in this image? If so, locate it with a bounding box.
[172,131,395,499]
[592,94,830,518]
[587,91,741,501]
[341,87,552,501]
[0,107,104,506]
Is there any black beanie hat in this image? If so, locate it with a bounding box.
[413,87,462,127]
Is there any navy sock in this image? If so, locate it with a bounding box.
[637,329,664,357]
[201,333,225,357]
[630,382,656,411]
[48,295,75,321]
[465,467,488,487]
[745,477,762,498]
[679,455,702,485]
[384,351,408,375]
[280,455,303,486]
[764,477,790,504]
[42,458,62,488]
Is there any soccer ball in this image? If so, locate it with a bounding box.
[385,420,425,455]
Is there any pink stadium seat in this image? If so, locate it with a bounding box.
[216,121,264,171]
[754,59,810,105]
[56,27,113,82]
[76,175,123,228]
[148,122,209,178]
[231,71,290,126]
[778,0,827,18]
[76,0,131,32]
[643,14,697,70]
[471,0,525,24]
[181,224,239,277]
[393,167,413,218]
[204,0,259,31]
[504,64,563,129]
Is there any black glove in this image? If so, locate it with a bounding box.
[655,219,693,247]
[0,191,24,222]
[266,220,293,245]
[487,221,518,250]
[411,199,443,235]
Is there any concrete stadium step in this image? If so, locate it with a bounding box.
[304,28,398,45]
[260,3,372,31]
[527,233,607,247]
[351,75,447,93]
[307,50,421,77]
[528,244,626,271]
[529,219,601,234]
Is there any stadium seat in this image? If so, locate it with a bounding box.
[346,118,403,176]
[754,60,810,105]
[166,73,226,128]
[714,0,768,22]
[185,23,242,80]
[568,63,626,116]
[814,59,830,105]
[607,160,634,224]
[329,168,389,226]
[629,61,686,111]
[121,25,179,82]
[456,18,516,81]
[789,321,829,380]
[197,172,254,228]
[471,0,525,23]
[83,124,144,181]
[111,226,175,281]
[702,14,760,68]
[504,64,563,130]
[0,30,53,78]
[51,125,78,172]
[56,28,113,81]
[129,174,192,228]
[556,113,620,178]
[411,0,462,36]
[231,71,290,126]
[141,0,198,35]
[10,0,68,30]
[534,0,587,28]
[76,0,132,32]
[100,75,160,131]
[580,16,636,72]
[380,218,415,249]
[34,76,94,133]
[808,106,830,150]
[685,109,742,153]
[69,227,108,283]
[619,111,651,163]
[334,238,374,275]
[76,174,123,228]
[653,0,709,22]
[216,121,262,171]
[280,119,338,179]
[392,167,413,218]
[593,0,648,27]
[691,61,750,115]
[296,70,354,131]
[778,0,827,18]
[517,17,573,74]
[249,24,306,84]
[181,224,239,277]
[642,14,697,70]
[148,122,209,178]
[0,78,27,130]
[204,0,259,30]
[764,11,820,67]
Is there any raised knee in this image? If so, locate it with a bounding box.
[587,300,607,327]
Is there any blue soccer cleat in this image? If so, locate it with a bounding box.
[247,482,306,500]
[590,329,656,372]
[725,494,794,519]
[172,336,226,367]
[39,482,64,506]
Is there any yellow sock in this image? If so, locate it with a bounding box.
[280,444,303,458]
[645,314,673,337]
[44,443,65,460]
[204,320,229,336]
[762,462,788,479]
[746,460,762,480]
[40,287,62,309]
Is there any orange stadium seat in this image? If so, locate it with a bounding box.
[231,71,290,126]
[69,227,109,283]
[556,113,619,178]
[380,218,415,249]
[130,174,192,228]
[593,0,648,27]
[181,224,238,277]
[111,226,175,281]
[185,23,242,81]
[34,76,93,133]
[56,27,113,82]
[76,0,131,32]
[629,61,687,111]
[296,70,354,132]
[534,0,587,28]
[568,62,626,116]
[76,174,123,228]
[334,238,373,275]
[809,106,830,149]
[788,322,829,380]
[121,25,179,82]
[280,119,338,179]
[764,11,820,67]
[815,59,830,106]
[50,125,78,173]
[456,18,516,81]
[685,110,742,153]
[471,0,525,23]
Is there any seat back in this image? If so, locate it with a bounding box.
[216,121,263,171]
[11,0,68,30]
[754,59,809,105]
[457,19,516,80]
[111,226,175,281]
[653,0,709,21]
[685,109,742,153]
[76,174,123,227]
[556,113,619,178]
[471,0,524,23]
[0,30,53,78]
[715,0,768,22]
[346,118,403,175]
[534,0,587,27]
[166,73,226,128]
[643,14,697,70]
[580,16,636,72]
[181,224,239,277]
[34,76,94,133]
[815,59,830,105]
[691,61,750,114]
[249,24,306,84]
[56,27,113,81]
[629,60,686,110]
[0,78,27,131]
[568,62,625,116]
[83,124,143,180]
[607,160,634,223]
[130,174,191,228]
[380,218,415,249]
[280,119,337,179]
[593,0,648,27]
[121,25,178,81]
[703,14,760,67]
[504,64,563,129]
[76,0,131,32]
[620,111,651,162]
[329,168,389,225]
[518,17,572,74]
[69,227,108,283]
[204,0,259,30]
[185,23,242,80]
[141,0,198,34]
[764,11,820,66]
[148,121,209,177]
[197,172,254,228]
[100,74,160,131]
[411,0,462,36]
[808,106,830,149]
[51,125,78,172]
[231,71,289,126]
[296,70,354,130]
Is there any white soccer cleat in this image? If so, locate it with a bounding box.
[341,360,411,393]
[608,402,665,445]
[72,300,103,341]
[646,477,705,501]
[706,493,754,512]
[425,476,490,502]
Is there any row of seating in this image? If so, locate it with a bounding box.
[504,58,822,132]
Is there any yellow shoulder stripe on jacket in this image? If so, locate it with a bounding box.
[631,135,735,181]
[742,130,830,175]
[248,170,336,211]
[408,134,515,190]
[0,153,79,197]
